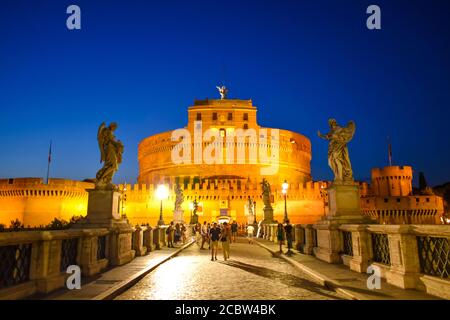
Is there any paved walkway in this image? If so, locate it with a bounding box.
[116,238,344,300]
[254,239,439,300]
[34,241,194,300]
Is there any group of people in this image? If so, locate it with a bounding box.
[276,220,294,254]
[165,222,188,248]
[166,219,294,256]
[190,221,259,261]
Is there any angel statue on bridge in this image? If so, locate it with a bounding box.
[318,119,356,184]
[96,122,124,190]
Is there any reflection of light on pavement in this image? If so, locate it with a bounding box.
[150,257,195,299]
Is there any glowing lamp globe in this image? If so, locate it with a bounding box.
[156,184,169,200]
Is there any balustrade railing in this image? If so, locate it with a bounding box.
[97,235,107,260]
[417,235,449,279]
[0,243,32,289]
[342,231,353,256]
[60,238,78,272]
[371,233,391,265]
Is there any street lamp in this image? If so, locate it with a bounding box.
[121,183,127,218]
[282,180,289,223]
[156,184,169,226]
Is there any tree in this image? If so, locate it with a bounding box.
[419,172,428,191]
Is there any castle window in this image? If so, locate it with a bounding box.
[220,128,226,137]
[243,113,248,121]
[243,124,248,130]
[8,178,13,185]
[212,112,217,120]
[426,198,430,202]
[196,113,202,121]
[228,113,233,121]
[384,198,388,203]
[396,198,400,203]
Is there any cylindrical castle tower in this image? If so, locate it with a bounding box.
[371,166,413,197]
[138,98,312,186]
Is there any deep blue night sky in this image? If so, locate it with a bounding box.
[0,0,449,186]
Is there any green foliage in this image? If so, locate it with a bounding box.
[46,218,69,230]
[0,215,84,232]
[9,219,24,231]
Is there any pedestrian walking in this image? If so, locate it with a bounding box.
[209,222,221,261]
[181,223,187,244]
[284,220,293,254]
[195,223,201,246]
[201,221,208,249]
[166,222,174,248]
[231,221,238,243]
[207,222,211,249]
[174,223,181,244]
[220,222,231,260]
[276,223,284,253]
[246,224,255,244]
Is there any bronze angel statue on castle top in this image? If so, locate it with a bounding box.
[96,122,124,190]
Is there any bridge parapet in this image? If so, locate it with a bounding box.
[309,223,449,299]
[0,223,196,300]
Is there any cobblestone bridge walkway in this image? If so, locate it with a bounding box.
[115,238,343,300]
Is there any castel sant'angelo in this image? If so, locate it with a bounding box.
[0,90,445,227]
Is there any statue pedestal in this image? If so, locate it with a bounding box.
[173,209,184,224]
[263,207,274,223]
[314,183,374,264]
[72,189,135,266]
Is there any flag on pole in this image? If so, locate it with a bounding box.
[48,140,52,163]
[46,140,52,184]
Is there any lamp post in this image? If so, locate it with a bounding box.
[121,183,127,218]
[156,184,169,226]
[282,180,289,223]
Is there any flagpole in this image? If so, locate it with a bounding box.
[387,136,392,166]
[46,140,52,184]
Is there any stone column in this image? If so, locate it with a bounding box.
[159,227,167,248]
[78,230,109,276]
[30,233,66,293]
[342,225,371,273]
[294,225,304,251]
[303,225,315,255]
[132,225,147,257]
[153,226,161,250]
[108,227,135,266]
[143,226,154,252]
[314,183,374,264]
[72,188,135,266]
[385,225,421,289]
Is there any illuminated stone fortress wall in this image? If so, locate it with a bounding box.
[360,166,444,224]
[134,98,325,224]
[0,178,91,226]
[138,99,312,186]
[0,100,444,227]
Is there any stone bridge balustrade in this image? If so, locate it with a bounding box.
[132,225,147,257]
[0,228,109,299]
[0,222,195,300]
[303,223,450,299]
[143,226,154,252]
